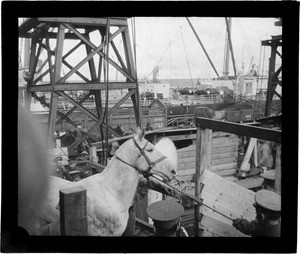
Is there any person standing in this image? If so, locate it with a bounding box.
[233,190,281,237]
[257,139,273,172]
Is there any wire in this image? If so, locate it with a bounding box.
[141,25,182,79]
[181,31,194,89]
[103,18,110,165]
[150,174,236,221]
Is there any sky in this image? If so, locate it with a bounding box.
[19,17,282,82]
[131,17,282,80]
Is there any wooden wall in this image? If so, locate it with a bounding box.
[182,170,256,237]
[177,131,239,181]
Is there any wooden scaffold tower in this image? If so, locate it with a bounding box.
[19,17,142,163]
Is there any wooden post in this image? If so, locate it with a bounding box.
[240,138,257,171]
[194,127,212,237]
[48,24,65,147]
[89,145,98,163]
[59,186,87,236]
[274,144,281,194]
[253,139,258,167]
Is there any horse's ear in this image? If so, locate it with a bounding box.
[137,128,145,140]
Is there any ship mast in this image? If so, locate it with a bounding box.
[223,17,237,79]
[223,18,231,79]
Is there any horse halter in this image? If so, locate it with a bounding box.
[115,138,167,178]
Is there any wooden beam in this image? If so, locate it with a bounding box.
[85,33,98,83]
[24,37,38,109]
[110,39,127,71]
[37,17,128,27]
[28,82,137,92]
[240,138,257,172]
[57,91,99,122]
[63,24,135,83]
[47,24,65,147]
[22,31,81,40]
[122,29,142,128]
[194,127,212,237]
[18,18,39,35]
[59,186,87,236]
[195,117,281,143]
[32,93,77,128]
[56,92,92,125]
[107,89,136,116]
[40,40,90,82]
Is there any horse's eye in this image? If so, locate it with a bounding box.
[147,148,153,152]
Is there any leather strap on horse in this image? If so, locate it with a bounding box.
[115,138,167,179]
[132,138,167,177]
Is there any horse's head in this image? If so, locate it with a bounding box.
[115,128,176,183]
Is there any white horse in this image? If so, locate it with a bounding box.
[26,128,176,236]
[148,137,178,210]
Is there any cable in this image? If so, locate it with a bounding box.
[150,174,239,221]
[141,25,182,79]
[181,31,194,89]
[103,18,110,165]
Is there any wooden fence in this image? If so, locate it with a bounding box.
[193,116,281,237]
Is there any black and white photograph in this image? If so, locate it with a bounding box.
[1,2,299,252]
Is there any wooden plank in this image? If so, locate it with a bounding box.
[200,214,249,237]
[177,144,196,152]
[37,17,128,27]
[195,117,281,143]
[195,128,212,236]
[200,184,256,221]
[211,157,236,166]
[59,186,87,236]
[253,139,258,167]
[211,146,239,154]
[201,170,255,205]
[177,168,237,182]
[28,82,137,92]
[212,136,239,148]
[240,138,257,171]
[89,145,98,163]
[48,24,65,147]
[165,134,196,141]
[178,156,195,164]
[211,162,237,172]
[177,144,238,158]
[200,200,237,224]
[211,151,238,160]
[178,162,195,171]
[177,150,196,158]
[212,131,236,138]
[63,24,132,83]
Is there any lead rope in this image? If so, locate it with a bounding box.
[150,174,236,221]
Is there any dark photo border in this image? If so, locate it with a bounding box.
[1,1,298,253]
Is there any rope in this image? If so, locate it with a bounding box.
[181,30,194,89]
[104,18,110,166]
[150,174,237,221]
[141,25,182,80]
